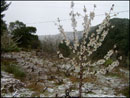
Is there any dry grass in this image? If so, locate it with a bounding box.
[115,86,129,97]
[69,75,97,83]
[1,57,17,64]
[69,76,79,83]
[1,58,26,80]
[106,66,129,82]
[83,75,97,83]
[26,82,45,93]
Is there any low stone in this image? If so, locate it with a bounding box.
[51,67,58,72]
[47,88,54,93]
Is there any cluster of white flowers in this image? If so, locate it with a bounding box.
[95,68,106,76]
[74,39,79,51]
[85,61,91,66]
[83,55,87,61]
[56,2,121,94]
[85,15,111,57]
[96,59,106,65]
[57,51,60,54]
[57,50,64,59]
[74,66,80,73]
[57,24,67,41]
[55,2,122,97]
[104,49,114,60]
[70,58,77,66]
[65,40,70,46]
[90,62,96,67]
[118,56,122,60]
[94,59,119,76]
[59,53,64,59]
[106,60,119,72]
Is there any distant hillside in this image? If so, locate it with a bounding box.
[38,31,83,42]
[38,18,129,66]
[38,26,96,43]
[90,18,129,67]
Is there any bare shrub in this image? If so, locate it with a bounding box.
[1,31,20,52]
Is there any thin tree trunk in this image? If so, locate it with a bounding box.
[79,64,83,97]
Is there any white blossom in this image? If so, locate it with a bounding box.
[96,59,105,65]
[60,40,63,44]
[111,25,115,28]
[107,60,119,72]
[99,69,106,74]
[73,50,76,53]
[55,2,120,96]
[83,56,87,61]
[57,51,60,54]
[87,51,92,56]
[74,66,80,73]
[115,50,118,53]
[104,50,114,60]
[119,56,122,60]
[65,40,70,46]
[86,61,91,66]
[114,44,117,48]
[96,35,99,40]
[79,56,81,60]
[59,53,64,59]
[90,63,96,66]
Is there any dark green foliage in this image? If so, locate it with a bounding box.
[0,1,19,53]
[104,59,113,67]
[58,41,71,57]
[90,18,129,67]
[117,86,130,97]
[1,46,20,52]
[9,20,41,49]
[1,32,20,52]
[1,0,11,35]
[109,18,129,55]
[41,42,55,54]
[1,60,26,79]
[1,64,26,78]
[122,87,129,97]
[1,0,11,19]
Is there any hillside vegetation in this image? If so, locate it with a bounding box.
[90,18,129,67]
[39,18,129,68]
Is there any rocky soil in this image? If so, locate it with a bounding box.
[1,51,129,97]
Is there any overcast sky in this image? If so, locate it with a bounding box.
[4,1,129,35]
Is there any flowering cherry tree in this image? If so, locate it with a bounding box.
[55,1,122,97]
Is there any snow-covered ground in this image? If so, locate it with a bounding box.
[1,51,129,97]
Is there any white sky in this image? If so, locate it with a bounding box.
[4,1,129,35]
